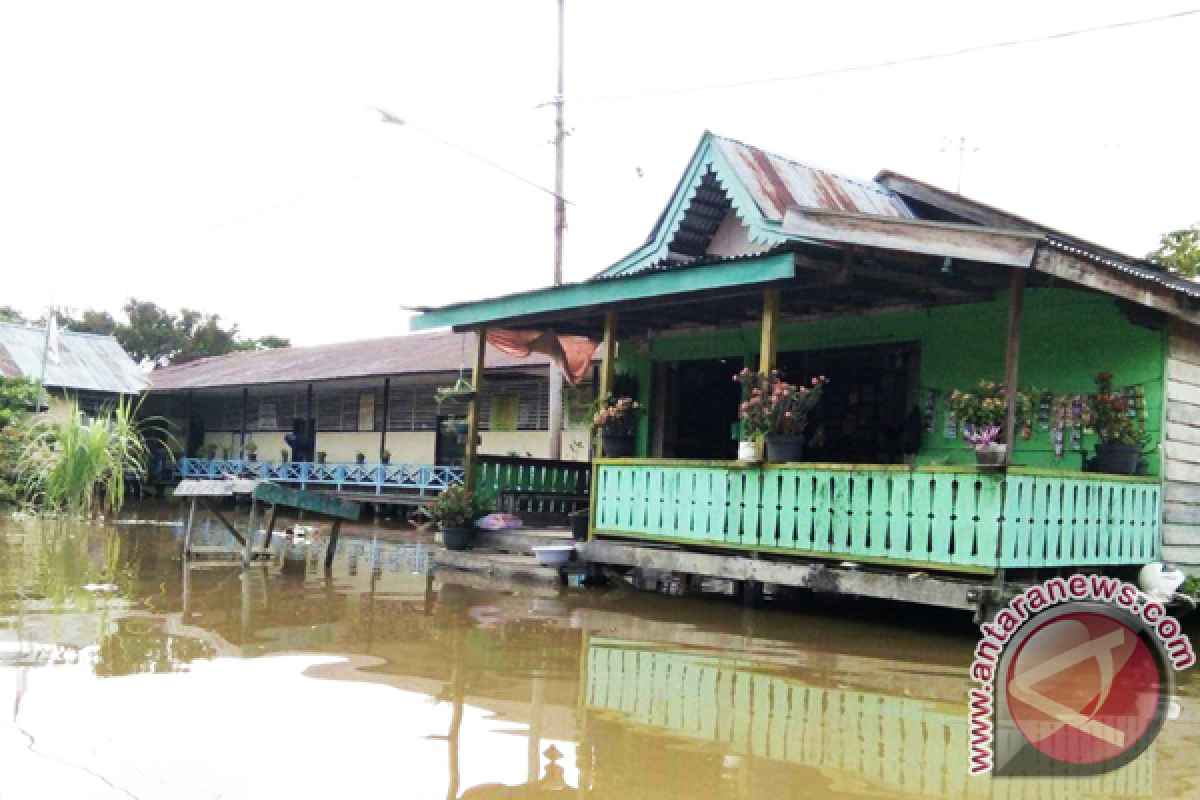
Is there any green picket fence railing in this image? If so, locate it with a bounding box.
[476,455,592,516]
[591,460,1160,571]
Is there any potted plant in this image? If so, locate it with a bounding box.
[435,378,477,406]
[381,449,391,465]
[947,381,1034,465]
[736,369,828,462]
[591,395,644,457]
[355,449,366,465]
[1089,372,1146,474]
[430,484,494,551]
[243,440,258,462]
[316,451,327,465]
[199,442,218,460]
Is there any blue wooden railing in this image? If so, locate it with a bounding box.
[172,458,464,495]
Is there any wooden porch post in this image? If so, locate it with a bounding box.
[239,387,249,453]
[597,311,618,457]
[599,311,618,398]
[463,327,488,492]
[759,290,780,373]
[379,377,391,462]
[1002,269,1026,465]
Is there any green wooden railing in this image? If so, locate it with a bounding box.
[591,460,1160,570]
[585,638,1154,797]
[476,455,592,515]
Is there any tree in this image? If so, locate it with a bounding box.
[1148,225,1200,279]
[0,306,28,325]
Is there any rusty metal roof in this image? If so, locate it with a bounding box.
[0,323,146,394]
[147,331,559,391]
[714,136,914,222]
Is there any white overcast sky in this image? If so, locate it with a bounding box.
[2,1,1198,345]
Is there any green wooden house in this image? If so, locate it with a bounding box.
[413,132,1200,606]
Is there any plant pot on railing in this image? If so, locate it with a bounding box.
[737,439,763,462]
[1095,442,1141,475]
[765,434,804,463]
[601,433,635,458]
[974,443,1007,467]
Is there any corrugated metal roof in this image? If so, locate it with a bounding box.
[714,136,914,222]
[0,323,146,394]
[147,331,560,391]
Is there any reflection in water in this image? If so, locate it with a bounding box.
[0,505,1196,799]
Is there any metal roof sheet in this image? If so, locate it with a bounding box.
[714,136,914,222]
[147,331,560,391]
[0,323,146,394]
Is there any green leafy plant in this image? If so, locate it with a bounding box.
[1181,575,1200,597]
[947,381,1036,438]
[430,485,494,529]
[243,440,258,456]
[736,369,828,438]
[591,395,644,436]
[1088,372,1147,447]
[19,396,161,516]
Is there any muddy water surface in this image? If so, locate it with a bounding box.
[1,505,1197,799]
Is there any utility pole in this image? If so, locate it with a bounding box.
[547,0,566,459]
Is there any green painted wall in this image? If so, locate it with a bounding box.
[616,288,1166,475]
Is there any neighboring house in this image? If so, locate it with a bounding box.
[143,330,594,465]
[0,322,146,419]
[412,131,1200,594]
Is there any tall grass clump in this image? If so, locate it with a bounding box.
[20,397,158,516]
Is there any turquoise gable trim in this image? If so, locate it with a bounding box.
[598,133,782,279]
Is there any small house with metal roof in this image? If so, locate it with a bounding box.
[411,131,1200,608]
[0,322,146,418]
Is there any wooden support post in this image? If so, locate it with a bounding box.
[239,387,249,451]
[202,499,247,547]
[596,311,619,458]
[325,518,342,570]
[379,377,391,462]
[759,289,780,373]
[1002,269,1026,464]
[262,504,279,551]
[463,327,488,493]
[243,498,258,564]
[182,496,198,557]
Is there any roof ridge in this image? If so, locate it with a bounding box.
[0,321,120,341]
[709,132,900,197]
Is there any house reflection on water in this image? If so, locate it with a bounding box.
[1,518,1194,799]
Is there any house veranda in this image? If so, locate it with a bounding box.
[413,133,1200,608]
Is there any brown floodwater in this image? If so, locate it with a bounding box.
[1,503,1198,799]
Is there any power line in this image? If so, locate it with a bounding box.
[571,8,1200,105]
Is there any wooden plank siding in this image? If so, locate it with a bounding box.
[1162,321,1200,572]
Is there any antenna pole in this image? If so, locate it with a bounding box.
[547,0,567,458]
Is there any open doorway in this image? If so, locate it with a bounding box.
[657,357,743,460]
[776,342,921,464]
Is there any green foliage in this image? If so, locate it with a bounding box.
[1181,575,1200,597]
[0,306,27,324]
[19,397,158,516]
[947,381,1036,431]
[736,369,827,438]
[1088,372,1146,446]
[0,376,38,430]
[429,485,495,528]
[1148,225,1200,279]
[590,394,645,436]
[0,377,38,507]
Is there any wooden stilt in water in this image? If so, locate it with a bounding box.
[262,504,279,550]
[325,519,342,570]
[243,498,258,565]
[183,496,198,557]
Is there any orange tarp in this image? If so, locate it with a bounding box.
[486,330,600,385]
